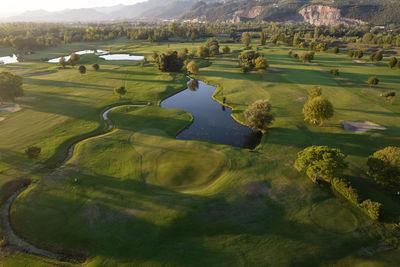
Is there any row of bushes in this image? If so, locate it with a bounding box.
[331,178,382,220]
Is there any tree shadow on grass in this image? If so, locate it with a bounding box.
[14,164,384,266]
[23,77,111,90]
[265,125,399,158]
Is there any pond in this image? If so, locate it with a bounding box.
[99,54,144,61]
[161,78,262,149]
[0,54,19,64]
[48,49,108,63]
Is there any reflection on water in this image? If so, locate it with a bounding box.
[161,77,262,149]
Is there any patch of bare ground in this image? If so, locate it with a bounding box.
[316,69,328,73]
[267,67,281,72]
[352,60,365,63]
[82,201,100,226]
[0,104,21,114]
[296,97,307,103]
[17,96,36,103]
[242,181,279,202]
[341,120,386,133]
[196,198,268,226]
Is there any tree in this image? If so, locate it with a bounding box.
[78,65,86,74]
[309,86,322,99]
[368,76,379,86]
[299,51,314,63]
[197,46,210,58]
[222,46,231,54]
[374,51,383,62]
[294,146,347,183]
[388,57,398,69]
[25,146,41,159]
[369,53,376,62]
[333,46,339,54]
[241,32,252,47]
[238,50,266,71]
[155,51,183,72]
[59,57,67,69]
[205,38,219,56]
[302,96,334,125]
[68,52,80,66]
[177,49,188,61]
[260,31,267,46]
[356,50,364,59]
[367,146,400,190]
[114,86,127,100]
[0,71,23,103]
[186,60,199,74]
[244,99,274,130]
[254,56,268,70]
[348,51,354,58]
[92,63,100,71]
[331,69,339,76]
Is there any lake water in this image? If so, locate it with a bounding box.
[48,50,144,63]
[0,54,19,64]
[48,49,108,63]
[99,54,144,61]
[161,78,262,149]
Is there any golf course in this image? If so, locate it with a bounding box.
[0,36,399,266]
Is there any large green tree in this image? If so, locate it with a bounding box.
[0,71,23,103]
[244,99,274,130]
[241,32,252,47]
[260,31,267,46]
[68,52,80,66]
[186,60,199,74]
[302,96,334,126]
[294,146,347,183]
[367,146,400,190]
[155,51,183,72]
[114,86,127,100]
[238,51,267,71]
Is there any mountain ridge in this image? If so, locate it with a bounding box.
[1,0,399,25]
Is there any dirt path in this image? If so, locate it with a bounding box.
[2,104,146,261]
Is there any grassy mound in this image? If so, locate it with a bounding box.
[154,146,226,190]
[310,198,359,233]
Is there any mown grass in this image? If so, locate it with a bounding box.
[1,38,399,266]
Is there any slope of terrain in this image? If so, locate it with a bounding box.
[0,37,399,266]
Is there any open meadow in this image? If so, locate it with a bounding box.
[0,37,399,266]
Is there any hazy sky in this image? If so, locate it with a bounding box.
[1,0,145,16]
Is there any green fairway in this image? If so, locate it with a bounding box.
[0,38,399,266]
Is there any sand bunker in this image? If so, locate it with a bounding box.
[0,117,4,121]
[341,120,386,133]
[0,104,21,114]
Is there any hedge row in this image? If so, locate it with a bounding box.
[331,178,382,220]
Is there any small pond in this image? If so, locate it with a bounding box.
[161,78,262,149]
[48,49,108,63]
[99,54,144,61]
[0,54,19,64]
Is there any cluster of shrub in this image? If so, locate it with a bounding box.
[348,49,364,59]
[288,49,315,63]
[295,145,400,220]
[152,38,231,73]
[238,50,268,73]
[388,56,400,69]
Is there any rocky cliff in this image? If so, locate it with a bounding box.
[299,5,366,26]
